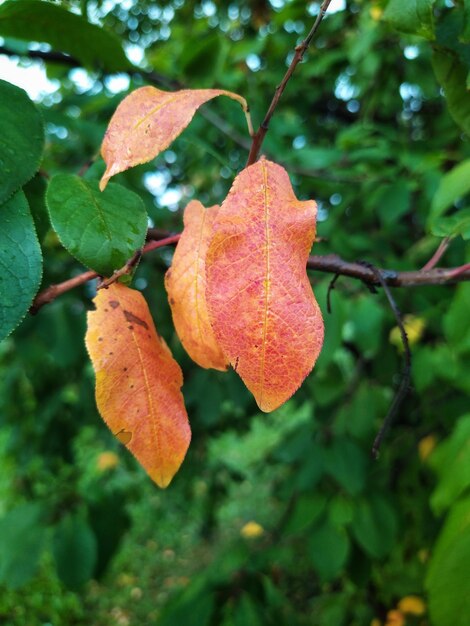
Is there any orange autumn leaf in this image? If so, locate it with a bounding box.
[100,86,248,190]
[206,158,324,412]
[85,283,191,488]
[165,200,228,371]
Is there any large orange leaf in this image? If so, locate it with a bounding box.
[85,283,190,488]
[165,200,228,371]
[100,86,248,190]
[206,158,324,412]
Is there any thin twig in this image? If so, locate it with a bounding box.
[246,0,333,166]
[98,249,142,290]
[29,234,181,314]
[326,273,339,314]
[421,236,452,271]
[367,265,412,459]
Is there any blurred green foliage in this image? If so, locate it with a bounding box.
[1,1,470,625]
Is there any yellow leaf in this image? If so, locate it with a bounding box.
[385,610,405,626]
[165,201,228,370]
[418,434,438,461]
[206,158,324,412]
[85,283,191,488]
[100,86,248,189]
[240,521,265,538]
[96,451,119,472]
[397,596,426,616]
[390,314,426,350]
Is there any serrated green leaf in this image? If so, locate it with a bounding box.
[0,1,131,73]
[432,48,470,136]
[429,414,470,513]
[383,0,435,39]
[426,497,470,626]
[53,513,97,590]
[0,191,42,342]
[0,503,47,589]
[46,175,148,276]
[430,159,470,218]
[0,79,44,205]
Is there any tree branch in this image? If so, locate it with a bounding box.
[30,230,470,314]
[246,0,333,166]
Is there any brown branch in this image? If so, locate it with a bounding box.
[246,0,333,166]
[30,229,470,314]
[29,234,182,314]
[367,265,411,459]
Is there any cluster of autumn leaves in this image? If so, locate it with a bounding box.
[85,86,324,487]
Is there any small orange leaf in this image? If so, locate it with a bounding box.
[206,158,324,412]
[100,86,248,190]
[85,283,191,488]
[165,200,228,370]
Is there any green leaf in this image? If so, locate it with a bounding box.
[376,181,411,226]
[463,1,470,43]
[325,438,367,496]
[426,497,470,626]
[0,1,131,72]
[52,513,97,590]
[430,209,470,240]
[432,48,470,136]
[46,175,148,276]
[23,174,50,243]
[429,414,470,513]
[285,494,327,534]
[308,519,350,581]
[430,159,470,218]
[383,0,435,39]
[444,285,470,354]
[0,79,44,205]
[351,496,397,558]
[0,191,42,342]
[0,503,47,589]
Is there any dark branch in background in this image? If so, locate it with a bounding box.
[366,265,412,459]
[30,229,470,314]
[246,0,333,166]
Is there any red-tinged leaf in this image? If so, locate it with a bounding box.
[100,86,248,190]
[165,200,228,371]
[206,158,324,412]
[85,283,191,488]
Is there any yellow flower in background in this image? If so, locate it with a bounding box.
[370,619,382,626]
[398,595,426,616]
[370,5,383,21]
[385,610,405,626]
[240,521,264,539]
[96,451,119,472]
[418,434,438,461]
[390,315,426,350]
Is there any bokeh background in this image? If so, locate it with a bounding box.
[1,1,469,625]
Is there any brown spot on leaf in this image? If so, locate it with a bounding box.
[109,300,120,309]
[115,429,132,445]
[123,309,149,329]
